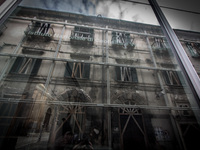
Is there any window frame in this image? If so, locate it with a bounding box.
[64,62,90,79]
[9,57,42,76]
[111,31,135,50]
[115,66,138,83]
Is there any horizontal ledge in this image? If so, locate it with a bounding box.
[0,52,179,71]
[9,16,165,38]
[0,98,199,111]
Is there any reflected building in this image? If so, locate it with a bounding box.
[0,5,200,150]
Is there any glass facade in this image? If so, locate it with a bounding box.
[0,0,200,150]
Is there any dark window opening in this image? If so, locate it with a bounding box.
[37,22,50,34]
[64,62,90,79]
[162,70,185,86]
[10,57,42,76]
[115,66,138,83]
[111,32,135,50]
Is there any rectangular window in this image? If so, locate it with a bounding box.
[64,62,90,79]
[162,70,185,86]
[111,32,135,50]
[185,42,200,58]
[10,57,42,76]
[115,66,138,82]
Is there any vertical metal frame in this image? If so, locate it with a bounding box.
[149,0,200,102]
[0,0,22,26]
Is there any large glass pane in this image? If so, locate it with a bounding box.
[0,0,199,150]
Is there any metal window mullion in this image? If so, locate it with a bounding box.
[0,35,26,84]
[149,0,200,115]
[38,24,66,142]
[146,31,169,106]
[105,26,112,148]
[149,1,200,149]
[146,30,185,149]
[0,0,22,27]
[120,67,124,81]
[44,24,66,92]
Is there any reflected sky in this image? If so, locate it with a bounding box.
[19,0,159,25]
[19,0,200,32]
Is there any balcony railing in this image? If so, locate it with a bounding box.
[152,38,170,55]
[70,29,94,46]
[24,23,54,41]
[111,32,135,50]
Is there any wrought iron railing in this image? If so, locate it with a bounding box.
[24,24,55,39]
[70,30,94,46]
[151,38,170,54]
[111,32,135,50]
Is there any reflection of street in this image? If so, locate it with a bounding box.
[15,131,111,150]
[16,132,50,149]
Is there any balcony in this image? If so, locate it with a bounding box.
[152,38,170,55]
[24,23,54,42]
[111,32,135,50]
[70,27,94,46]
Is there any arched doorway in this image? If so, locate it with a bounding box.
[50,88,93,143]
[111,90,149,150]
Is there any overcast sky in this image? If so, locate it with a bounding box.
[19,0,200,32]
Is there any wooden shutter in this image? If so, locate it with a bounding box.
[115,66,121,81]
[83,63,90,79]
[10,57,42,76]
[64,62,73,77]
[65,62,90,79]
[31,59,42,76]
[131,68,138,83]
[115,66,138,83]
[162,71,182,86]
[162,71,171,85]
[10,57,24,74]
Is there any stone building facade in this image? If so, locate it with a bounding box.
[0,6,200,150]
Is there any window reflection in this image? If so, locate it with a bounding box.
[0,1,199,150]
